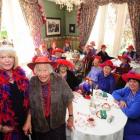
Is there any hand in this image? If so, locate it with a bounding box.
[23,121,32,135]
[1,126,14,133]
[67,117,74,131]
[119,100,127,108]
[77,89,82,94]
[114,99,120,104]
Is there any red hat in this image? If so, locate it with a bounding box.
[52,48,64,54]
[93,55,102,62]
[56,59,75,69]
[122,73,140,82]
[84,77,93,81]
[127,45,134,50]
[27,56,56,70]
[100,60,115,70]
[118,54,131,62]
[101,44,107,49]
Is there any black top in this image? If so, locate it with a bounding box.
[9,82,26,128]
[97,51,114,62]
[66,70,80,91]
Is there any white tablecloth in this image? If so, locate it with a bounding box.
[130,61,140,69]
[67,91,127,140]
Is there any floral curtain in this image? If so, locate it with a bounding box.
[79,0,140,56]
[19,0,44,48]
[0,0,2,28]
[128,1,140,56]
[78,0,99,46]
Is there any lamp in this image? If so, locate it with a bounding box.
[48,0,84,12]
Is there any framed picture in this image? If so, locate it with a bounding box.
[69,24,75,33]
[46,18,61,36]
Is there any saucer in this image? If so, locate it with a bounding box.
[102,103,111,111]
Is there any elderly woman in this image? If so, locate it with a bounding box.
[72,51,83,81]
[96,60,116,93]
[116,54,131,75]
[112,73,140,140]
[123,45,137,61]
[27,56,74,140]
[0,41,30,140]
[97,44,114,62]
[56,59,80,91]
[87,55,102,82]
[63,40,71,52]
[51,48,64,61]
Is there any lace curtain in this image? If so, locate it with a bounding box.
[79,0,140,56]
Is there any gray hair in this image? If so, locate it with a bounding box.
[34,63,54,74]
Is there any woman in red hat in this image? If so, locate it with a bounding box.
[116,54,131,75]
[86,55,102,83]
[51,48,64,61]
[95,60,116,93]
[97,44,114,62]
[27,56,74,140]
[123,45,137,60]
[112,72,140,140]
[56,59,80,91]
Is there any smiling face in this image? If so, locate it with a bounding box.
[128,79,140,93]
[59,65,67,73]
[93,58,100,67]
[34,63,53,83]
[103,66,112,76]
[0,51,15,71]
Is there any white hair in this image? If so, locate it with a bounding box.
[34,63,54,74]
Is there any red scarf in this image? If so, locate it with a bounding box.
[42,81,51,117]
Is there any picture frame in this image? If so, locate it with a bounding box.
[69,24,75,33]
[46,18,61,36]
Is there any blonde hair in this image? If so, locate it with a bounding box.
[0,50,18,69]
[34,63,54,74]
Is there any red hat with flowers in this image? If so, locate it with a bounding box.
[127,45,134,50]
[122,72,140,82]
[56,59,75,69]
[52,48,64,54]
[100,60,115,70]
[101,44,107,49]
[27,56,56,70]
[118,54,131,62]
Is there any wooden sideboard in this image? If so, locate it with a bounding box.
[44,36,80,50]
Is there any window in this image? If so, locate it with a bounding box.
[88,3,134,56]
